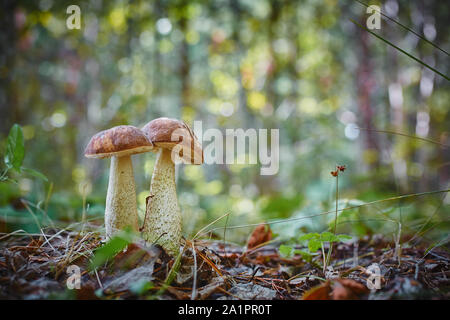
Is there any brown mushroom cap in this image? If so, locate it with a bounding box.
[141,117,203,164]
[84,125,154,159]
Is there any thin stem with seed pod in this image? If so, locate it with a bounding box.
[325,166,340,274]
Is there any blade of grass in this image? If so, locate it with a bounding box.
[154,247,184,297]
[355,126,449,148]
[192,212,231,240]
[44,182,53,213]
[407,185,449,245]
[20,199,41,230]
[204,188,450,234]
[420,235,450,263]
[349,18,450,81]
[354,0,450,56]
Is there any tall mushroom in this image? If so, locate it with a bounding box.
[141,118,203,255]
[84,125,153,239]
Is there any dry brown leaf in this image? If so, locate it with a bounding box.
[113,243,160,270]
[247,224,273,250]
[302,281,331,300]
[302,279,368,300]
[331,279,369,300]
[76,282,99,300]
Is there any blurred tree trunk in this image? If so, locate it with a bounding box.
[356,17,380,170]
[230,0,251,127]
[178,1,191,113]
[0,0,18,134]
[152,0,163,113]
[266,0,281,113]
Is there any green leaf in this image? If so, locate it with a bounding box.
[4,124,25,171]
[130,280,154,295]
[155,247,184,297]
[293,249,314,262]
[320,232,337,242]
[94,288,104,298]
[21,167,48,182]
[89,229,134,270]
[337,234,352,241]
[298,233,320,242]
[279,244,293,257]
[308,239,322,252]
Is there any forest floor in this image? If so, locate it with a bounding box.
[0,227,449,300]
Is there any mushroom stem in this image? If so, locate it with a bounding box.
[142,148,181,255]
[105,155,139,239]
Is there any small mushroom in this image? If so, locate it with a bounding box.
[141,117,203,255]
[84,125,153,239]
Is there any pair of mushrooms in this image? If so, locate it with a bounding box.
[84,118,203,256]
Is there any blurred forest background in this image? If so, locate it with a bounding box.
[0,0,449,246]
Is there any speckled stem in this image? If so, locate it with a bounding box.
[142,148,181,255]
[105,155,139,239]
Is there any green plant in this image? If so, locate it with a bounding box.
[279,243,317,263]
[279,165,351,274]
[0,124,50,231]
[324,165,347,272]
[89,227,136,270]
[279,232,352,271]
[1,124,47,183]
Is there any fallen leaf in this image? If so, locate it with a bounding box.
[331,279,368,300]
[302,281,331,300]
[113,242,160,270]
[247,224,273,250]
[302,279,368,300]
[76,282,99,300]
[103,264,156,293]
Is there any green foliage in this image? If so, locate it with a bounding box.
[21,167,48,182]
[299,232,352,252]
[89,228,135,270]
[279,231,352,266]
[1,124,47,183]
[279,244,317,263]
[278,244,292,257]
[4,124,24,172]
[261,195,303,219]
[130,280,155,296]
[154,247,184,298]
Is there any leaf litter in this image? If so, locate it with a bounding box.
[0,226,449,300]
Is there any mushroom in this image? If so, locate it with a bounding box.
[141,117,203,255]
[84,125,153,239]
